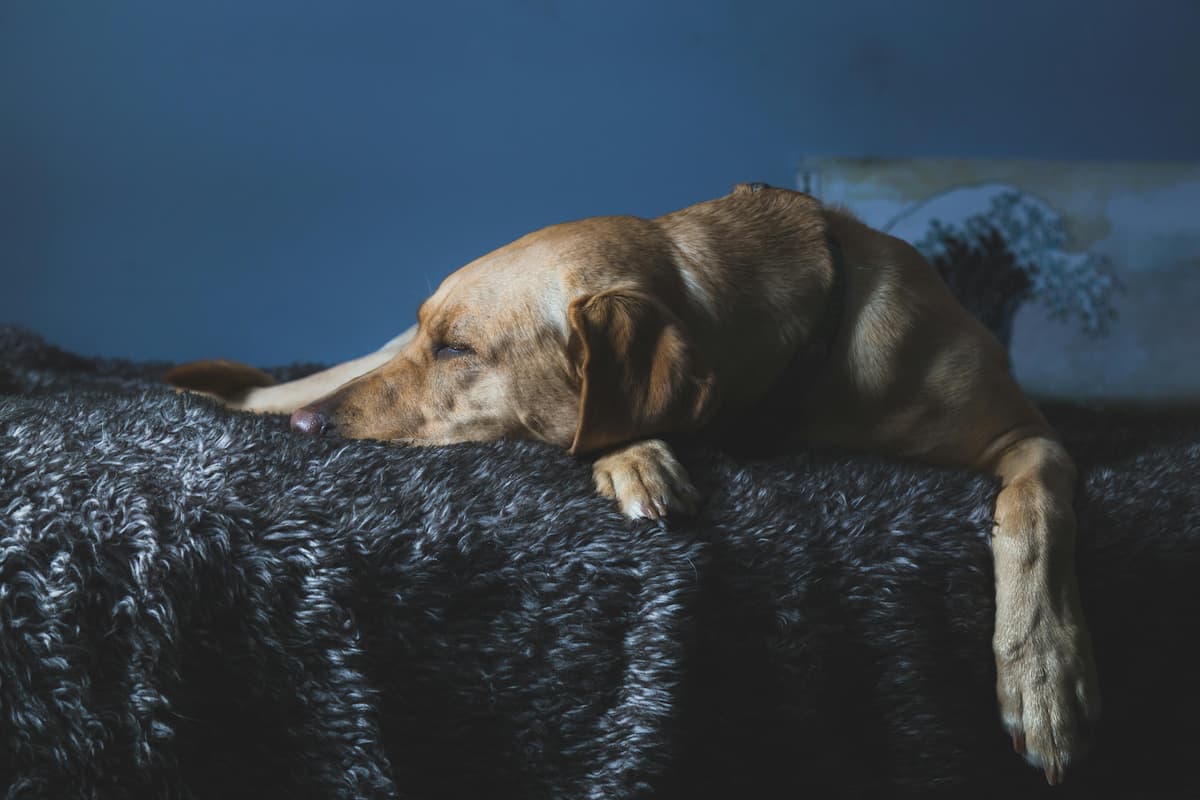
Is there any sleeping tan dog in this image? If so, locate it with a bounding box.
[168,183,1098,783]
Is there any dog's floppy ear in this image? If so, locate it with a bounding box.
[567,290,717,455]
[163,359,277,401]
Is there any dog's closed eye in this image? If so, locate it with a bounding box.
[434,343,474,361]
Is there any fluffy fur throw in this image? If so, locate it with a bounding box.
[1,325,1198,799]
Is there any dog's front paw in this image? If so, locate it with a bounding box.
[592,439,699,519]
[994,600,1100,785]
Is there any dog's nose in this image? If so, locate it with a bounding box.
[290,408,330,436]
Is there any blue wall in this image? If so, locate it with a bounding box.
[3,0,1198,365]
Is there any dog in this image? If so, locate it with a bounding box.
[167,183,1099,783]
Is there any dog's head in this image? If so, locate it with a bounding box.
[292,216,718,454]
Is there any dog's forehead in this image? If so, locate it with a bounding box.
[422,215,666,338]
[421,234,574,335]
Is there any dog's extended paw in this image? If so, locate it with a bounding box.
[592,439,700,520]
[995,609,1100,785]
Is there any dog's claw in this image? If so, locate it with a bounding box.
[593,439,698,521]
[1007,724,1068,785]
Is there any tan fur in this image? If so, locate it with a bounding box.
[170,183,1098,781]
[170,326,417,414]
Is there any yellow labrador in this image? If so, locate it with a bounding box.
[168,183,1099,782]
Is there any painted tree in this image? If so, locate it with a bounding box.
[915,191,1120,350]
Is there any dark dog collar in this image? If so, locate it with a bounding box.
[704,234,846,453]
[811,234,846,365]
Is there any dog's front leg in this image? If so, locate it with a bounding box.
[592,439,699,519]
[989,436,1100,784]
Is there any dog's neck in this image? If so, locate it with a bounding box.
[700,233,848,455]
[656,190,841,411]
[802,235,848,373]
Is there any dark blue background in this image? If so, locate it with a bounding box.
[4,1,1198,365]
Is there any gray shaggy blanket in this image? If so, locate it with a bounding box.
[2,325,1198,799]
